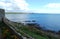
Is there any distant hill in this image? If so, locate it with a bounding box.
[5,12,30,14]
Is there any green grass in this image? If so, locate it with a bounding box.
[22,30,48,39]
[18,26,49,39]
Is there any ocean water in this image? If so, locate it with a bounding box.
[5,13,60,32]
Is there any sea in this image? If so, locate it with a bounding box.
[5,13,60,32]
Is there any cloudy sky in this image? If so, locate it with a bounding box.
[0,0,60,13]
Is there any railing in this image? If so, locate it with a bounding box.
[3,18,34,39]
[3,18,23,39]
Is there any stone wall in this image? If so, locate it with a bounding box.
[0,9,5,21]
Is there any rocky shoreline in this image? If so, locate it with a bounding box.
[25,22,60,39]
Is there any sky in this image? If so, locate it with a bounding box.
[0,0,60,13]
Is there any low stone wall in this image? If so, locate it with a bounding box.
[3,18,23,39]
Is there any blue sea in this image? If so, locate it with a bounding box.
[5,13,60,32]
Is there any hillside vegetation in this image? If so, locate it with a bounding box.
[1,20,60,39]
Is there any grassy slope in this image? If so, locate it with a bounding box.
[10,22,49,39]
[17,25,49,39]
[0,22,19,39]
[0,21,58,39]
[14,23,58,39]
[20,27,48,39]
